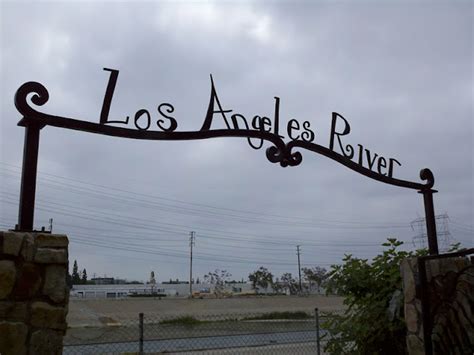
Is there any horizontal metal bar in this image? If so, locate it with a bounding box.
[419,248,474,261]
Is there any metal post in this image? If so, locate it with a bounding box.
[18,124,41,231]
[139,312,144,355]
[315,307,320,355]
[421,189,439,255]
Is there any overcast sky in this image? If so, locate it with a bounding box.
[1,0,472,283]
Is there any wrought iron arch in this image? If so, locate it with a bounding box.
[12,71,439,255]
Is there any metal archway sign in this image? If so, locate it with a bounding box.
[13,68,439,254]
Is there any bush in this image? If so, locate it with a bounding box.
[323,238,426,354]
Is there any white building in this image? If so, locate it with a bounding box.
[70,283,253,299]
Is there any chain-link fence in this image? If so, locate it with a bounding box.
[64,309,336,354]
[318,309,352,354]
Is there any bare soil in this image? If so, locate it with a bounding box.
[67,295,345,327]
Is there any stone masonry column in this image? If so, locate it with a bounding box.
[0,231,69,355]
[401,255,474,354]
[400,257,425,354]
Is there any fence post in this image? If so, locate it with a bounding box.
[139,312,144,355]
[315,307,320,355]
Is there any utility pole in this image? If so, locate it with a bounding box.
[189,231,196,297]
[297,245,302,293]
[49,218,53,232]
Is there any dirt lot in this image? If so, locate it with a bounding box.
[67,295,344,327]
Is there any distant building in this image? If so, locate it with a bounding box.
[162,279,190,284]
[91,277,115,285]
[70,283,253,299]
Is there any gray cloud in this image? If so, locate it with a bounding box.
[1,1,472,282]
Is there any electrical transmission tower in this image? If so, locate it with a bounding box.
[411,213,453,252]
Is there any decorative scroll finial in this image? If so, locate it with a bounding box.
[419,168,435,190]
[15,81,50,119]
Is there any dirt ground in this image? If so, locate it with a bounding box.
[67,295,345,327]
[175,343,329,355]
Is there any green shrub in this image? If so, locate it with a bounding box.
[323,238,426,354]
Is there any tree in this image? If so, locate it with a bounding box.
[204,269,231,297]
[248,267,274,293]
[66,271,73,288]
[196,277,200,284]
[81,269,88,284]
[272,277,283,294]
[323,238,427,354]
[279,273,298,295]
[72,260,81,285]
[302,266,327,293]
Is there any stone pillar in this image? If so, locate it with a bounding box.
[400,257,425,354]
[0,231,69,355]
[401,255,474,354]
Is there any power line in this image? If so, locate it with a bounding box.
[0,218,389,269]
[0,214,339,266]
[0,160,429,273]
[0,194,387,247]
[1,215,382,266]
[0,177,408,232]
[0,163,409,228]
[67,236,338,267]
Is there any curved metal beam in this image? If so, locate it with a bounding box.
[15,80,435,192]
